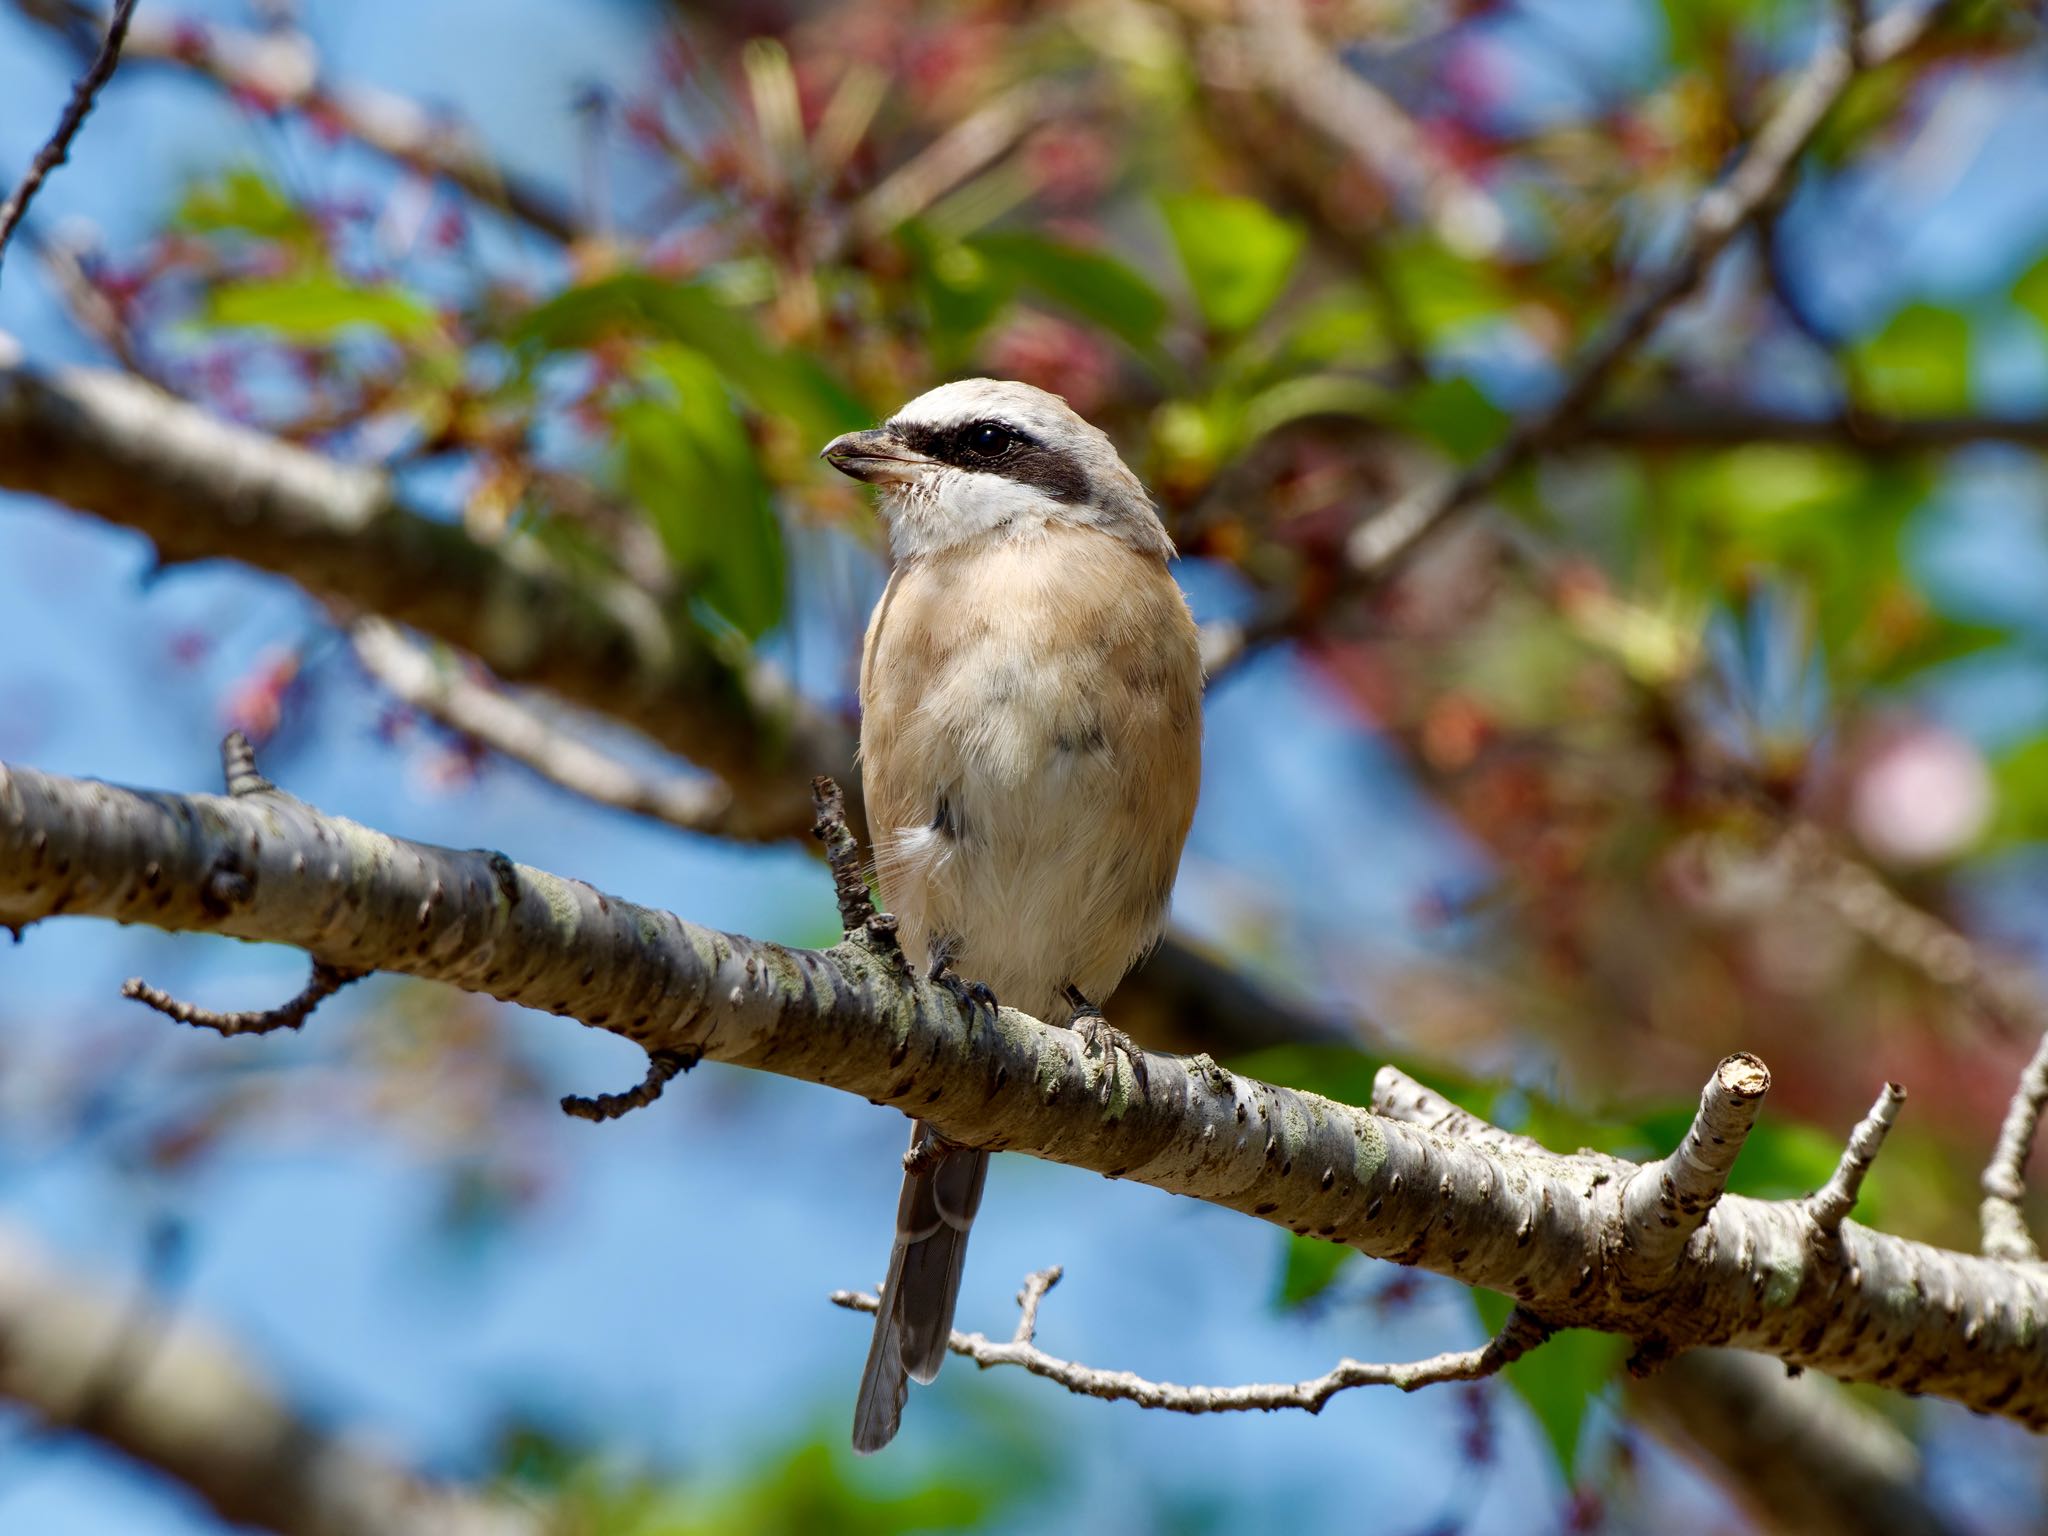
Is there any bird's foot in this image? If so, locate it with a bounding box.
[1066,987,1148,1103]
[929,954,999,1025]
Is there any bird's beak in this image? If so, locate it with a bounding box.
[821,428,931,487]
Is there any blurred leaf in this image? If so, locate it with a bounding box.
[1274,1232,1355,1310]
[1240,374,1389,445]
[1161,193,1305,334]
[1272,284,1393,368]
[1850,303,1972,415]
[1381,237,1514,341]
[900,224,1009,356]
[1388,375,1509,464]
[515,273,867,441]
[973,231,1170,355]
[1474,1287,1625,1479]
[618,344,784,638]
[1990,734,2048,845]
[175,166,313,242]
[2014,254,2048,341]
[204,273,438,341]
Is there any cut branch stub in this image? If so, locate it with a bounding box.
[1619,1052,1770,1291]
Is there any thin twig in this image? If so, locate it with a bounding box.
[351,620,737,837]
[1984,1031,2048,1263]
[560,1047,698,1123]
[832,1269,1552,1414]
[1809,1083,1905,1236]
[12,0,580,242]
[122,958,364,1037]
[0,0,137,278]
[1340,0,1957,584]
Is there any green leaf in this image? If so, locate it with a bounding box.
[204,273,439,342]
[1161,193,1305,335]
[899,224,1011,355]
[175,167,312,243]
[618,344,784,639]
[2013,255,2048,340]
[971,231,1171,354]
[1388,375,1509,464]
[1240,374,1389,445]
[1990,734,2048,845]
[1472,1289,1624,1479]
[515,273,867,442]
[1274,1232,1354,1311]
[1850,303,1972,415]
[1380,237,1514,341]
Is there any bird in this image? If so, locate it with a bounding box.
[821,378,1203,1454]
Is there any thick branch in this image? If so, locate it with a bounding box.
[0,1224,537,1536]
[1629,1350,1956,1536]
[6,756,2048,1424]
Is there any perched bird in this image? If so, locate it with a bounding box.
[822,378,1203,1454]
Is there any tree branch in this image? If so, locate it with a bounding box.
[0,1223,538,1536]
[6,753,2048,1424]
[349,618,739,837]
[12,0,579,242]
[1340,0,1956,583]
[0,0,135,277]
[831,1267,1553,1413]
[1629,1349,1957,1536]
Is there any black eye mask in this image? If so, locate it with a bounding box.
[889,418,1093,506]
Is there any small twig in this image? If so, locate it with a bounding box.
[0,0,137,278]
[560,1046,698,1123]
[1011,1265,1061,1345]
[831,1269,1552,1414]
[122,958,364,1037]
[351,620,736,837]
[1619,1053,1772,1289]
[219,729,273,798]
[1983,1030,2048,1263]
[811,775,876,934]
[1809,1083,1905,1237]
[848,82,1069,242]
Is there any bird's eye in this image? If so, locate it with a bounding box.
[964,422,1016,457]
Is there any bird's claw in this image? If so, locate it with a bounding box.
[931,966,999,1025]
[1072,1007,1148,1103]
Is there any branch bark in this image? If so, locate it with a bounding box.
[5,754,2048,1427]
[0,1223,538,1536]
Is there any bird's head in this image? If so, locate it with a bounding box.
[822,378,1172,562]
